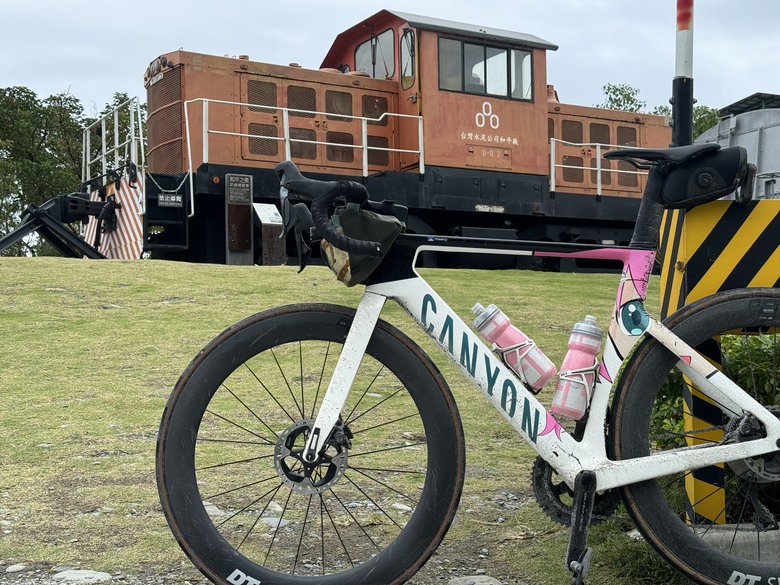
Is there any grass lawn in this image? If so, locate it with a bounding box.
[0,257,686,584]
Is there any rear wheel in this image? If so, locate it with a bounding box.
[611,288,780,584]
[157,304,465,584]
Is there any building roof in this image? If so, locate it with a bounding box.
[719,92,780,117]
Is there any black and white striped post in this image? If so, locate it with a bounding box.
[672,0,694,146]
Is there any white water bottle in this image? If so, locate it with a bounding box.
[552,315,602,420]
[472,303,557,391]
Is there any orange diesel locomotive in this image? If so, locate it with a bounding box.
[141,9,670,266]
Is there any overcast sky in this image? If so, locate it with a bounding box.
[3,0,778,116]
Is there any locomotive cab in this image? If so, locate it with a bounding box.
[320,9,556,178]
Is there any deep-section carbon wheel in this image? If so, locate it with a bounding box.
[611,288,780,584]
[157,303,465,585]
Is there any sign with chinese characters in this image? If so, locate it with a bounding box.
[460,102,520,148]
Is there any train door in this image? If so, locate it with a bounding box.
[397,27,421,171]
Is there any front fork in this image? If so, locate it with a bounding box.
[301,291,386,463]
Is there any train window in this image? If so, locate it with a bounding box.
[439,38,462,91]
[617,125,637,146]
[439,37,533,101]
[590,123,610,145]
[485,47,508,96]
[355,29,395,79]
[465,43,486,94]
[510,50,532,100]
[562,120,583,144]
[326,90,353,121]
[288,86,316,118]
[400,30,415,91]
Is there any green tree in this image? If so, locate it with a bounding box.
[0,87,86,255]
[0,88,146,256]
[599,83,720,140]
[651,103,720,139]
[597,83,647,113]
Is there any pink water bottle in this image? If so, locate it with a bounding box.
[552,315,603,420]
[471,303,557,391]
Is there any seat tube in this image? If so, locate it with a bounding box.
[630,168,667,249]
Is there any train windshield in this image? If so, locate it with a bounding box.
[355,29,396,79]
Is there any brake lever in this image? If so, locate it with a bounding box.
[279,186,315,272]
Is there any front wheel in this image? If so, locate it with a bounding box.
[611,288,780,584]
[157,304,465,585]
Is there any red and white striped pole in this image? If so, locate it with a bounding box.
[672,0,694,146]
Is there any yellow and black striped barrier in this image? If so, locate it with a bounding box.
[659,199,780,524]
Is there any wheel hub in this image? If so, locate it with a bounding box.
[274,419,349,494]
[727,406,780,483]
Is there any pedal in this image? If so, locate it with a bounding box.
[566,470,597,584]
[569,547,592,585]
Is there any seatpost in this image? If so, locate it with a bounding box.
[630,167,667,249]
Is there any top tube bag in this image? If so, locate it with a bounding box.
[321,200,406,286]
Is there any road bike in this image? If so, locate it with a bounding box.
[156,142,780,585]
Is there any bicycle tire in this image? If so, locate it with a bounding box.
[611,287,780,584]
[157,303,465,585]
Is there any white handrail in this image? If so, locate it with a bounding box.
[549,138,648,196]
[183,97,425,219]
[82,97,146,185]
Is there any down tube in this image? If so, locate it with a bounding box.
[366,277,586,475]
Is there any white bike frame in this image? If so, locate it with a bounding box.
[302,241,780,491]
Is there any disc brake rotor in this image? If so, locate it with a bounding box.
[274,419,349,494]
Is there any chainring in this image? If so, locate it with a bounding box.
[531,456,622,525]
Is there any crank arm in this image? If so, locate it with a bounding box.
[301,291,386,463]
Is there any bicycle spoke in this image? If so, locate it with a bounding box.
[351,412,421,435]
[264,487,294,565]
[321,494,355,568]
[243,361,297,423]
[350,441,427,458]
[330,488,382,553]
[310,341,332,420]
[347,384,407,426]
[293,494,313,575]
[348,467,418,503]
[218,483,282,530]
[349,465,425,475]
[197,452,275,471]
[203,474,278,501]
[220,384,280,443]
[270,347,304,419]
[344,473,403,529]
[205,407,277,447]
[345,365,385,422]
